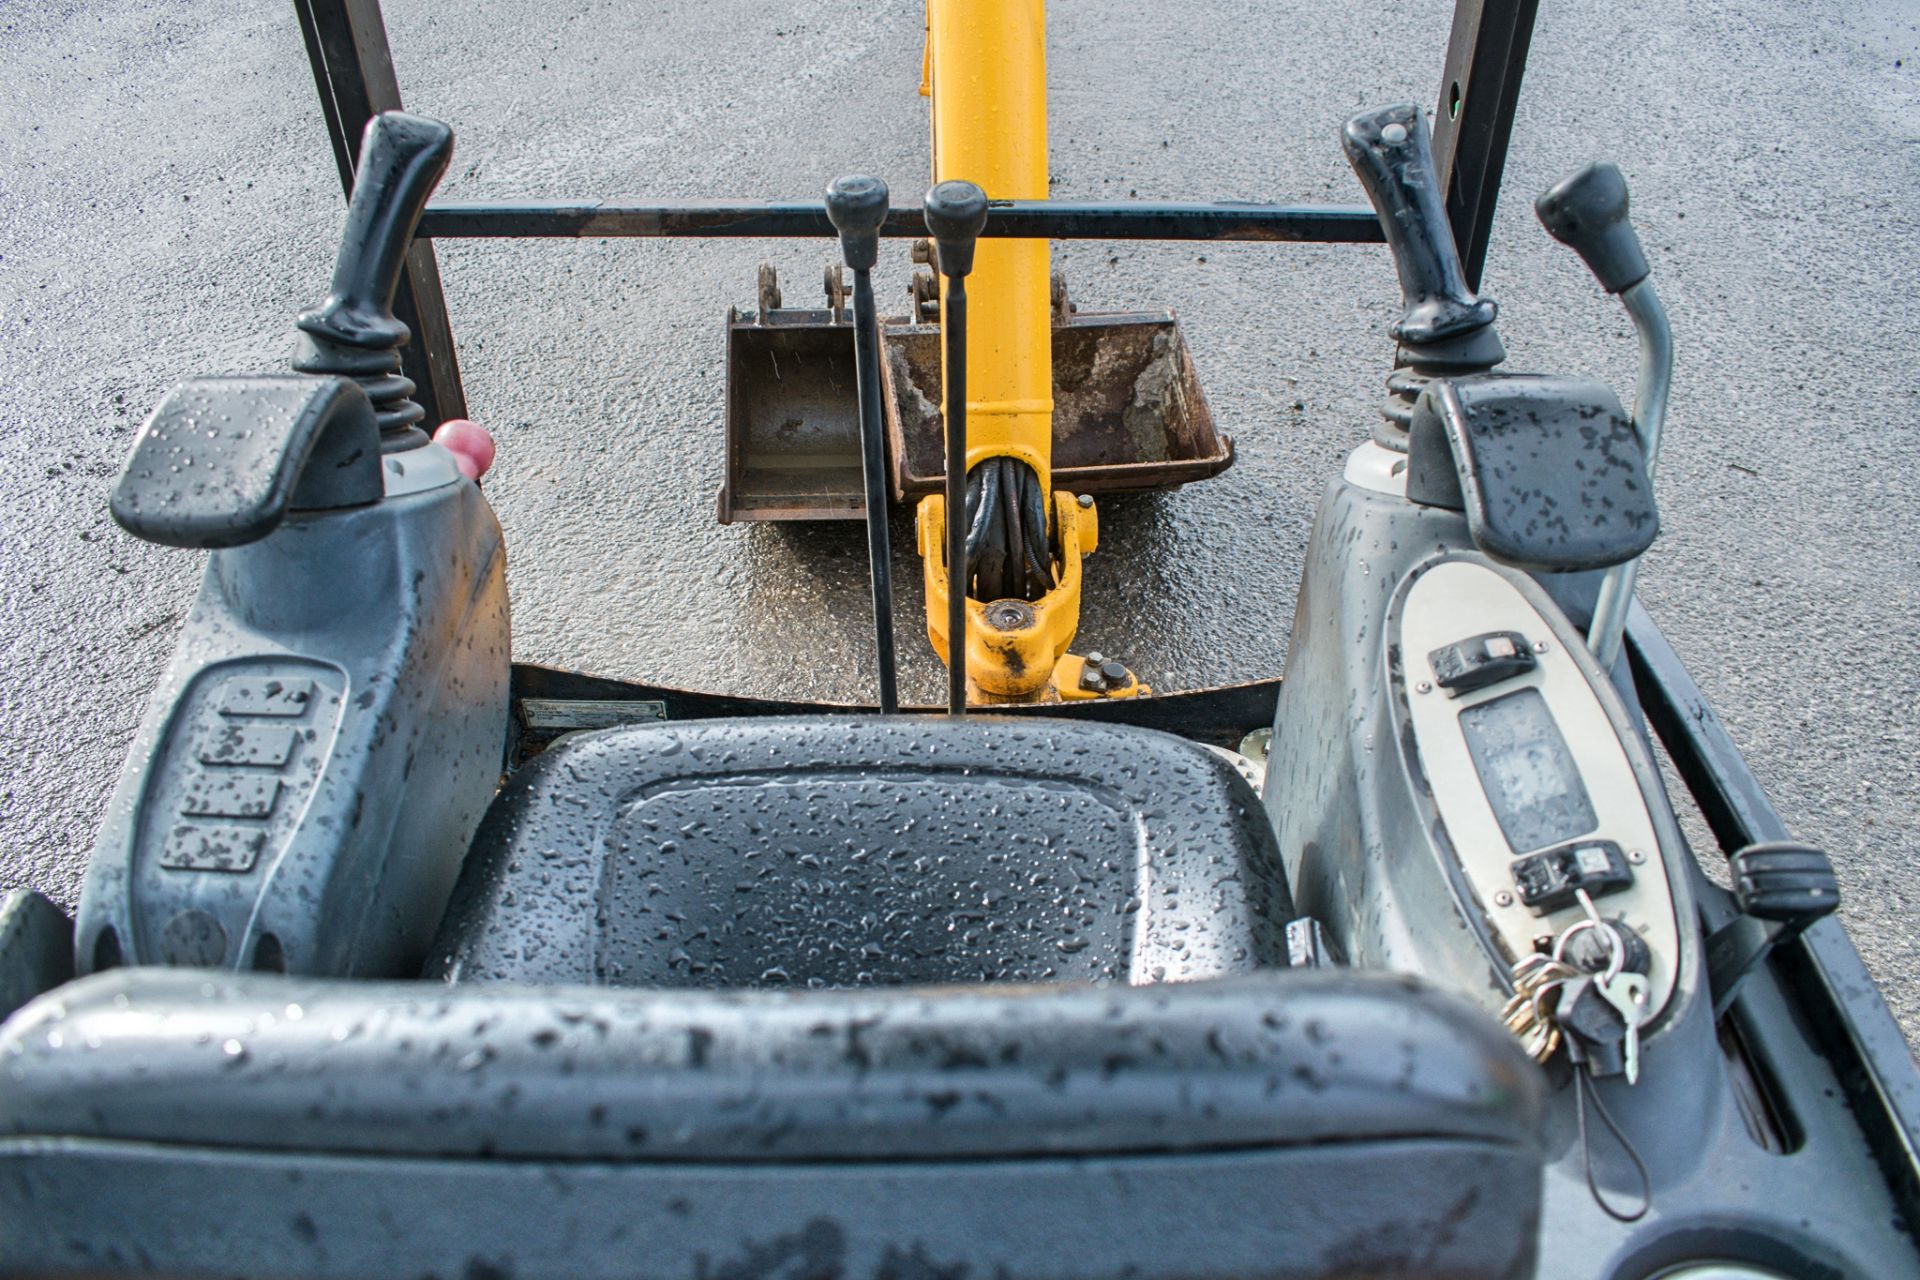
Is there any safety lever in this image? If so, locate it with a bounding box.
[924,180,989,716]
[825,175,899,714]
[1535,162,1674,669]
[111,376,382,548]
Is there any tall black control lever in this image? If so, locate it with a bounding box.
[295,112,455,452]
[1342,105,1505,436]
[825,175,899,715]
[924,180,989,717]
[1536,163,1673,668]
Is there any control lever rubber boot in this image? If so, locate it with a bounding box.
[294,112,454,452]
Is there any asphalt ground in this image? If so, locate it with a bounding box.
[2,0,1916,1041]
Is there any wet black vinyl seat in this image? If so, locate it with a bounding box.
[430,715,1296,988]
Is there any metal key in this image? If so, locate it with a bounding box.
[1597,970,1650,1085]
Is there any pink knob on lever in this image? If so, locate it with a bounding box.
[432,419,496,480]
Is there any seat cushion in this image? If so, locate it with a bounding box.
[430,715,1292,987]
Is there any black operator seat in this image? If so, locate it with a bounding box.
[429,715,1293,987]
[0,717,1550,1278]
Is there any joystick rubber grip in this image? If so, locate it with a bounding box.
[1535,162,1649,294]
[825,175,889,272]
[924,180,989,278]
[297,113,454,353]
[1342,104,1497,345]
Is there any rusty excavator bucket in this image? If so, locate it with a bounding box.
[716,263,1231,523]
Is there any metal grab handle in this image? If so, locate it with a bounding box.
[924,180,990,716]
[825,175,899,714]
[1342,104,1498,346]
[295,112,454,447]
[1535,163,1672,668]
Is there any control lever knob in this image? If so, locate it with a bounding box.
[295,112,454,448]
[1341,104,1497,346]
[1535,162,1650,294]
[825,174,889,272]
[1706,841,1839,1018]
[1729,841,1839,924]
[923,180,989,279]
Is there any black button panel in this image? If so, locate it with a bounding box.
[145,662,343,875]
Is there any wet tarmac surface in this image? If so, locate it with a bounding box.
[2,0,1916,1038]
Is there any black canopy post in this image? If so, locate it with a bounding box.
[293,0,467,428]
[1429,0,1539,293]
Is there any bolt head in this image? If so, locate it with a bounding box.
[1533,640,1551,654]
[983,599,1037,632]
[1627,849,1648,865]
[1494,891,1515,908]
[1100,661,1129,684]
[1415,680,1433,695]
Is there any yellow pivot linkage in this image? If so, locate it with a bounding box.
[917,0,1144,704]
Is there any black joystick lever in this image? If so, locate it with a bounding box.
[923,179,989,717]
[294,112,454,452]
[825,175,899,715]
[1343,105,1505,436]
[1343,105,1497,346]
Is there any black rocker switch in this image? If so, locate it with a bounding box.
[1429,630,1535,696]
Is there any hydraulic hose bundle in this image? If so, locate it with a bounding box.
[964,456,1053,603]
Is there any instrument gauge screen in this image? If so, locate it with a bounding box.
[1458,687,1597,854]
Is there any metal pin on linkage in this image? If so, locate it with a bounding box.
[924,181,990,716]
[825,176,899,714]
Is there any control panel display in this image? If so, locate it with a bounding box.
[1458,687,1596,853]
